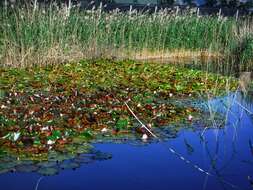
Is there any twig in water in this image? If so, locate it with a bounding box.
[124,101,241,190]
[124,102,158,138]
[235,100,253,115]
[125,102,211,174]
[35,176,44,190]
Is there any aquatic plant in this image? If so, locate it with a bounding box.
[0,4,252,67]
[0,60,237,159]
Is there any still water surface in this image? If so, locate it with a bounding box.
[0,92,252,190]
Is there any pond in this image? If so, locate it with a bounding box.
[0,93,252,190]
[0,60,252,190]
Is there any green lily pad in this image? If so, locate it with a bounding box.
[116,118,128,130]
[79,130,93,139]
[37,161,57,168]
[38,167,59,176]
[0,168,12,174]
[60,162,80,170]
[16,164,38,173]
[92,151,112,161]
[0,161,19,170]
[74,156,94,164]
[48,151,75,162]
[47,130,62,141]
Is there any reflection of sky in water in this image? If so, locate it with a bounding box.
[0,93,252,190]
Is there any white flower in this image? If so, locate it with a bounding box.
[169,93,173,97]
[29,110,34,115]
[142,134,148,141]
[13,132,21,141]
[41,126,49,131]
[101,128,108,133]
[34,94,40,98]
[188,115,193,121]
[47,140,55,145]
[147,123,152,128]
[1,105,7,109]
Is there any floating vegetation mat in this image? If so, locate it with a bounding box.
[0,146,112,176]
[0,60,238,175]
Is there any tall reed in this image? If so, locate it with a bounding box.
[0,4,252,67]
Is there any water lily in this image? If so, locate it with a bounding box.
[142,134,148,141]
[13,132,21,141]
[1,105,7,109]
[34,94,40,98]
[47,140,55,145]
[188,115,193,121]
[101,128,108,133]
[29,110,34,115]
[41,126,49,132]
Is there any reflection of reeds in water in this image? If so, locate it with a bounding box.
[200,91,253,189]
[239,72,252,94]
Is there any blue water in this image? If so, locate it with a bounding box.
[0,93,253,190]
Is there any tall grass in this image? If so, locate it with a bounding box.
[0,3,252,67]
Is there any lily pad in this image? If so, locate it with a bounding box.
[38,167,59,176]
[92,151,112,161]
[60,162,80,170]
[0,60,237,162]
[116,118,128,130]
[0,168,13,174]
[74,156,94,164]
[16,164,38,173]
[0,161,19,170]
[37,161,57,168]
[48,151,75,162]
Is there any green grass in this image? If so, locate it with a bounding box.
[0,5,252,67]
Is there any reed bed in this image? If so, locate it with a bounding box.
[0,3,252,67]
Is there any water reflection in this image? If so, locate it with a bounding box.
[0,92,252,190]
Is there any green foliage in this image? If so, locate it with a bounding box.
[116,118,129,130]
[47,130,62,141]
[0,59,238,160]
[80,130,93,139]
[240,36,253,66]
[0,6,242,66]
